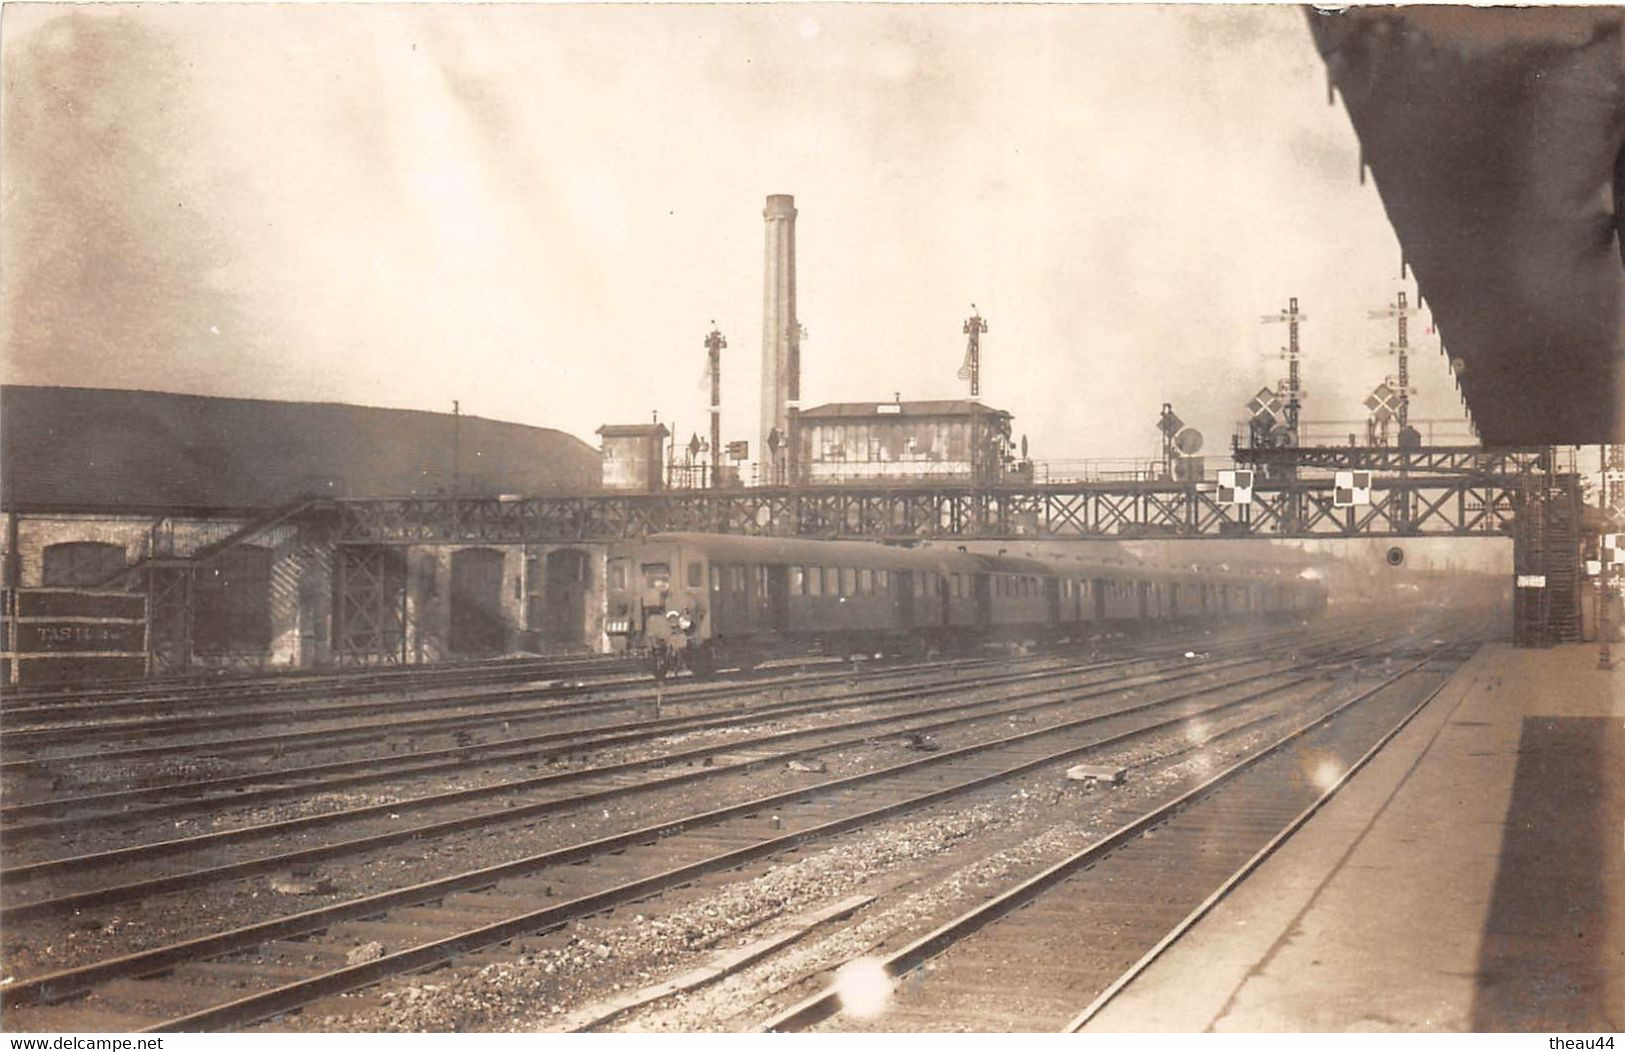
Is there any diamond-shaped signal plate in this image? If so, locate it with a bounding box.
[1246,387,1282,422]
[1364,383,1398,416]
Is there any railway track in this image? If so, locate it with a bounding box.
[0,641,1331,916]
[3,619,1370,845]
[0,616,1428,1032]
[0,652,632,719]
[758,637,1483,1032]
[0,615,1346,747]
[1,627,1373,853]
[0,652,924,751]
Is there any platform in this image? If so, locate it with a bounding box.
[1085,642,1624,1033]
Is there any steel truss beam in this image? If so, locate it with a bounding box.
[334,475,1522,545]
[145,563,193,675]
[1232,445,1548,476]
[333,546,406,665]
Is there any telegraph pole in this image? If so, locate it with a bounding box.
[960,307,988,398]
[452,399,461,496]
[705,325,726,488]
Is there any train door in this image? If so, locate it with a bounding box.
[895,571,915,629]
[973,574,992,629]
[1074,580,1084,622]
[1168,584,1179,621]
[450,547,506,654]
[1043,577,1061,625]
[766,565,790,634]
[713,563,738,634]
[1093,579,1108,620]
[1137,581,1151,621]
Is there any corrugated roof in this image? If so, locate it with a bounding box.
[799,400,1009,420]
[1,385,600,511]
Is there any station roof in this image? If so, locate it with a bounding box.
[800,399,1010,420]
[1,385,600,512]
[1310,7,1624,446]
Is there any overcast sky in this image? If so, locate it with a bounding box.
[1,3,1476,463]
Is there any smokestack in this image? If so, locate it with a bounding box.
[761,194,798,484]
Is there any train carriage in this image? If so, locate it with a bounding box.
[606,533,1326,677]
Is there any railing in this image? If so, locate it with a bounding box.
[1029,459,1176,484]
[1232,417,1480,450]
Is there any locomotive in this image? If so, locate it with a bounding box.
[605,532,1326,678]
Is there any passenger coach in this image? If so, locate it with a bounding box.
[606,533,1324,678]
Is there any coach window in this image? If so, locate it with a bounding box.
[877,570,890,592]
[841,567,856,596]
[858,569,872,594]
[710,565,721,591]
[688,562,703,588]
[791,566,805,594]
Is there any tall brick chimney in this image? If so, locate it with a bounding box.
[760,194,798,483]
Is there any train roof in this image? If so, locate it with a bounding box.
[641,533,986,574]
[638,533,1322,593]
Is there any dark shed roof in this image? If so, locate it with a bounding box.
[1,385,600,511]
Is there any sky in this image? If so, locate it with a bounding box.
[0,3,1478,466]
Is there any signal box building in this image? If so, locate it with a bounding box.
[596,424,669,491]
[795,399,1014,486]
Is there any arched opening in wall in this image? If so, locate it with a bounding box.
[194,545,273,655]
[42,541,127,587]
[541,549,590,648]
[450,547,506,655]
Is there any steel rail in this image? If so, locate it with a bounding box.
[0,653,626,715]
[0,651,1157,837]
[1058,655,1477,1030]
[1,647,1327,918]
[757,647,1460,1032]
[141,667,1359,1032]
[4,619,1367,825]
[2,640,1373,1019]
[0,651,1010,773]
